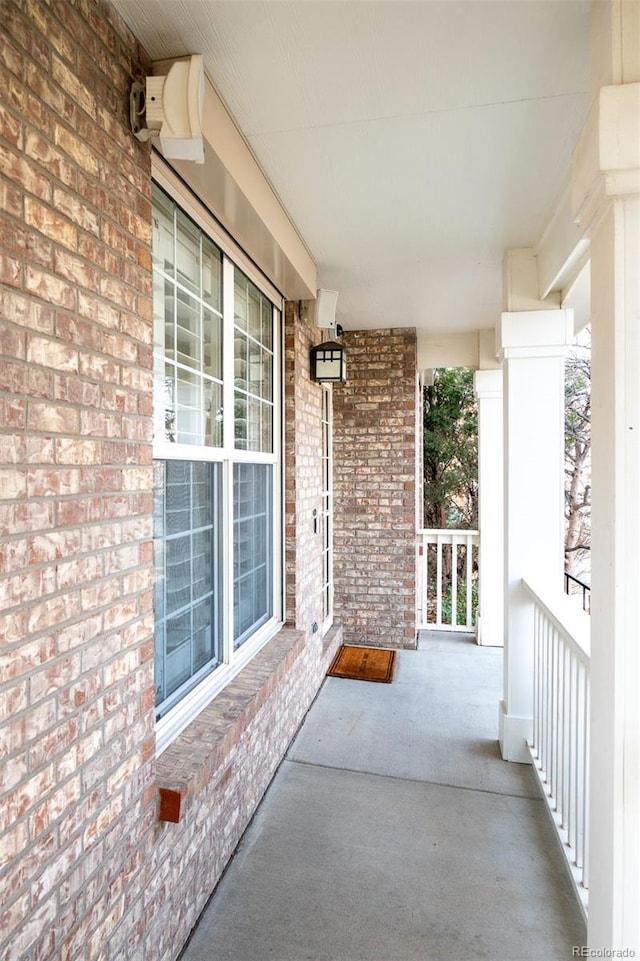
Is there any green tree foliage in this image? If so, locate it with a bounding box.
[423,368,478,529]
[565,332,591,579]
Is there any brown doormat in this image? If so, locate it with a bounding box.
[327,645,396,683]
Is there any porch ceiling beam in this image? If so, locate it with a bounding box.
[417,331,480,373]
[151,59,317,302]
[535,184,591,301]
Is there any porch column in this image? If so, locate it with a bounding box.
[473,368,504,647]
[497,309,573,762]
[573,71,640,950]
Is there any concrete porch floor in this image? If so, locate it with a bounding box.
[181,632,586,961]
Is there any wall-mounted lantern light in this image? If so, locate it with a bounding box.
[310,339,347,384]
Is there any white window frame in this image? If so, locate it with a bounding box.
[321,386,334,634]
[152,157,284,756]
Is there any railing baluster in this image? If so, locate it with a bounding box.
[567,651,575,853]
[544,617,552,782]
[550,625,558,801]
[523,577,590,918]
[451,538,458,628]
[435,538,443,626]
[582,677,590,889]
[532,606,539,756]
[560,639,569,829]
[416,529,478,633]
[576,661,585,871]
[467,537,474,629]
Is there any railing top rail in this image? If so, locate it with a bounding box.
[522,576,590,662]
[417,528,479,538]
[565,571,591,591]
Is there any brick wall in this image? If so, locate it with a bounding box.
[0,3,339,959]
[1,1,156,959]
[284,300,326,634]
[332,328,419,649]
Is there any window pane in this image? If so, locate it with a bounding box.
[247,285,261,341]
[246,397,262,452]
[261,299,272,351]
[234,394,247,449]
[176,209,200,294]
[233,269,274,453]
[175,290,201,370]
[233,464,272,648]
[154,460,222,715]
[203,307,222,381]
[234,330,247,391]
[152,185,223,450]
[261,404,273,453]
[152,184,174,275]
[153,362,176,445]
[234,276,248,332]
[204,382,223,447]
[202,237,222,311]
[165,610,191,696]
[176,368,201,445]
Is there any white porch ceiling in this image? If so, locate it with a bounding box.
[114,0,590,336]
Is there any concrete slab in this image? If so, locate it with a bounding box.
[290,643,537,799]
[180,633,586,961]
[183,761,585,961]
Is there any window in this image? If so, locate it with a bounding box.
[152,181,281,743]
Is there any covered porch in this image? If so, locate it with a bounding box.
[181,631,585,960]
[1,1,639,958]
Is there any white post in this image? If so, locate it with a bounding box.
[474,368,504,647]
[498,309,573,762]
[572,43,640,947]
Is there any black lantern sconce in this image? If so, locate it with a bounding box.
[310,329,347,384]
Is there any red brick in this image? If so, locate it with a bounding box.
[0,288,55,334]
[0,142,52,202]
[27,2,76,63]
[55,438,101,465]
[54,123,99,177]
[0,567,57,612]
[0,27,25,78]
[24,61,76,124]
[51,54,96,117]
[25,266,76,310]
[54,249,100,293]
[0,500,55,537]
[0,321,26,360]
[26,592,82,636]
[0,252,22,287]
[27,402,80,434]
[26,333,79,372]
[0,181,23,219]
[53,373,101,407]
[0,101,23,149]
[24,197,78,251]
[52,187,99,235]
[0,537,28,572]
[0,467,27,500]
[77,290,120,328]
[24,129,77,187]
[2,70,52,139]
[28,717,80,772]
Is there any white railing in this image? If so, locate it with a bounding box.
[417,529,479,632]
[523,577,591,919]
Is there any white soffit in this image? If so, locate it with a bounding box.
[114,0,590,337]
